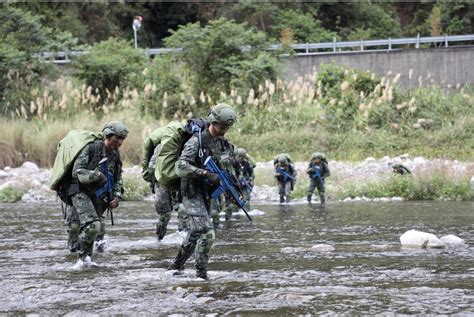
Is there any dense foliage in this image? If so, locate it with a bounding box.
[73,38,148,102]
[165,18,279,100]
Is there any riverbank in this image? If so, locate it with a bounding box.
[0,155,472,203]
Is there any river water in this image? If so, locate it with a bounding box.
[0,200,472,315]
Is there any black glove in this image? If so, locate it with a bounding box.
[96,172,108,187]
[206,172,220,186]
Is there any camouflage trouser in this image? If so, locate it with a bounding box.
[210,194,225,227]
[178,194,215,273]
[70,192,106,259]
[154,184,188,240]
[65,205,80,252]
[307,178,325,202]
[277,180,293,202]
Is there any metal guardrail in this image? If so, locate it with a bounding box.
[34,34,474,64]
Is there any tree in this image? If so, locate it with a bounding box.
[73,38,148,103]
[271,9,337,43]
[164,18,280,100]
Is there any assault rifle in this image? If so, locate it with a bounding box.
[95,157,115,225]
[204,157,253,222]
[310,165,324,184]
[276,167,296,183]
[239,177,254,192]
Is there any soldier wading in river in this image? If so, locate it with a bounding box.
[168,103,239,280]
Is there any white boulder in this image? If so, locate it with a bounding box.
[440,234,466,248]
[400,229,443,248]
[21,161,40,172]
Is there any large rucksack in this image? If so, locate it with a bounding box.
[141,126,168,182]
[154,119,208,187]
[49,130,103,204]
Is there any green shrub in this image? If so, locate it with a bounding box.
[73,38,148,104]
[140,54,189,119]
[165,18,280,101]
[271,9,337,43]
[0,186,26,203]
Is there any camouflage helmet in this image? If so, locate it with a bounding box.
[208,103,237,126]
[277,156,288,164]
[235,148,247,157]
[102,121,129,138]
[311,152,326,160]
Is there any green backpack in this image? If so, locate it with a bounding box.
[49,130,103,203]
[154,119,208,187]
[141,126,168,182]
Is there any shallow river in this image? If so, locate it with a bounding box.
[0,200,473,315]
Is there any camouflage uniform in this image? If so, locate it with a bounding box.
[307,155,331,205]
[221,152,255,221]
[274,155,296,203]
[69,140,124,260]
[143,141,187,240]
[171,131,235,278]
[154,182,187,240]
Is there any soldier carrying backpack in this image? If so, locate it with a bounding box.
[141,124,191,241]
[49,121,128,263]
[273,153,297,204]
[167,103,242,280]
[306,152,330,206]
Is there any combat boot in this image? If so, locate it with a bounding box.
[286,196,291,203]
[320,194,326,206]
[196,270,209,280]
[279,195,285,204]
[168,245,193,273]
[307,195,312,203]
[156,223,167,241]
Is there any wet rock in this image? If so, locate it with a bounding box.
[309,244,335,252]
[440,234,466,248]
[400,230,443,248]
[281,247,307,253]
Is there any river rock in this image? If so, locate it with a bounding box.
[281,247,307,253]
[400,229,443,248]
[413,157,425,164]
[309,244,335,252]
[21,161,40,173]
[440,234,466,248]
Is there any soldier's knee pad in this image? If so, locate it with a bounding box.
[85,220,102,237]
[69,222,80,235]
[200,229,215,245]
